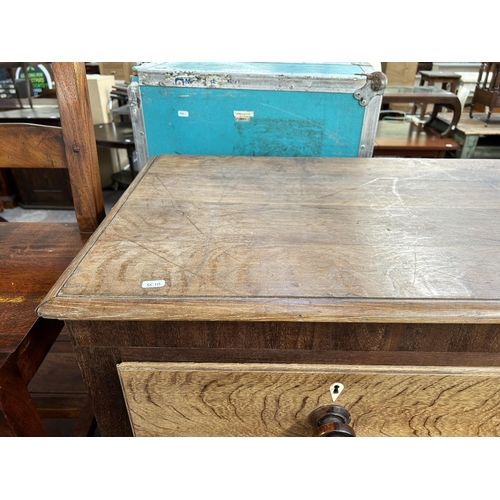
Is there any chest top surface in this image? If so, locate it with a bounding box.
[134,62,375,92]
[37,155,500,323]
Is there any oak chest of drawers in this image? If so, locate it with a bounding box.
[38,155,500,436]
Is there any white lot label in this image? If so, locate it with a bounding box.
[142,279,166,289]
[178,110,189,117]
[234,110,254,122]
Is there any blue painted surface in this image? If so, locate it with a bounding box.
[141,86,365,157]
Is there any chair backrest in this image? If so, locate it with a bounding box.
[477,62,500,91]
[0,62,105,233]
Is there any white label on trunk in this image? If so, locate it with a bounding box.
[234,110,254,122]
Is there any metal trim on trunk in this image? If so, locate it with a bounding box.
[128,81,149,170]
[135,62,375,94]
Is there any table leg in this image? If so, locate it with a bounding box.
[0,170,19,209]
[413,76,427,116]
[126,146,136,178]
[458,135,479,158]
[70,342,133,437]
[420,77,436,119]
[426,101,461,138]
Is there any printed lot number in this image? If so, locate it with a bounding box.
[142,280,166,289]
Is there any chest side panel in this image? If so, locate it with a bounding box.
[140,87,364,157]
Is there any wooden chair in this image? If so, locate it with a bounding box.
[0,62,105,436]
[470,62,500,123]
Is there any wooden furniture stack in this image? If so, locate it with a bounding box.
[413,70,462,121]
[382,85,462,137]
[431,111,500,158]
[418,70,462,93]
[374,85,461,158]
[0,62,105,436]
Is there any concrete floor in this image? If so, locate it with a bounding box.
[0,188,124,222]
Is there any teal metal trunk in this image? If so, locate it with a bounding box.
[129,63,386,169]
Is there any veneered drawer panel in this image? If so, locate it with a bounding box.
[117,362,500,437]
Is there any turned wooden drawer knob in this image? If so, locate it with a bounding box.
[309,404,356,437]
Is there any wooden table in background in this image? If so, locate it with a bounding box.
[93,122,136,186]
[382,86,462,137]
[38,155,500,437]
[373,120,458,157]
[417,70,461,93]
[431,112,500,158]
[0,105,59,125]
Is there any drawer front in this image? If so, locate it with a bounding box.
[117,362,500,437]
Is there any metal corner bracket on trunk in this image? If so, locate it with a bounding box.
[353,71,388,107]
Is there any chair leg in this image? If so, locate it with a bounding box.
[486,107,492,125]
[0,357,47,436]
[5,67,23,108]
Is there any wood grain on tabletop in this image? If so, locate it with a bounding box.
[118,361,500,437]
[38,155,500,322]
